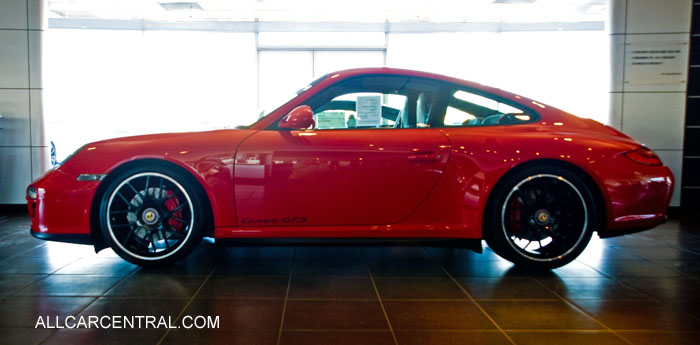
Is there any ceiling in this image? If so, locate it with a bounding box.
[47,0,607,24]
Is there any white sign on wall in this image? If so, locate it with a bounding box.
[625,40,688,85]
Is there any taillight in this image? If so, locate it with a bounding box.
[623,146,662,166]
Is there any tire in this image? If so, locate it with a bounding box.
[98,164,206,266]
[484,165,596,270]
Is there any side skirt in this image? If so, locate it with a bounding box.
[213,237,483,253]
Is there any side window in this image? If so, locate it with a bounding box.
[313,92,407,129]
[306,76,438,130]
[442,89,531,127]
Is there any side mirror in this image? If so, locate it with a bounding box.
[279,105,315,130]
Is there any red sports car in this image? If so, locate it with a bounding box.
[26,68,673,269]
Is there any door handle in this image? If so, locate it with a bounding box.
[407,151,441,161]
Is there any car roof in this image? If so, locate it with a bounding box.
[322,67,534,104]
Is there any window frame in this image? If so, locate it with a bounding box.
[266,74,443,131]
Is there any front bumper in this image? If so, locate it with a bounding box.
[27,168,101,243]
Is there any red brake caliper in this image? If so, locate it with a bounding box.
[164,191,183,231]
[507,197,523,235]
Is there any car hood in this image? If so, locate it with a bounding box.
[58,129,256,176]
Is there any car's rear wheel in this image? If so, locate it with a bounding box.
[485,166,596,269]
[99,166,205,266]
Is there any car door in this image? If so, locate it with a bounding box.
[234,75,451,227]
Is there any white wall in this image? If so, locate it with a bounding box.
[43,30,257,161]
[387,31,609,123]
[0,0,48,204]
[609,0,692,206]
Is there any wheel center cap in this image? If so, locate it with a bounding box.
[534,209,550,225]
[142,208,160,225]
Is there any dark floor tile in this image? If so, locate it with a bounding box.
[106,274,205,297]
[295,246,363,262]
[137,258,219,276]
[0,243,46,257]
[536,277,647,300]
[0,328,54,345]
[507,331,628,345]
[479,300,601,330]
[281,330,395,345]
[384,300,495,330]
[79,297,187,320]
[588,260,679,277]
[283,300,387,329]
[198,276,288,298]
[214,260,292,276]
[362,246,434,263]
[576,244,643,266]
[16,275,124,297]
[185,298,284,330]
[672,301,700,319]
[227,246,295,261]
[293,259,368,276]
[367,261,447,277]
[0,296,96,328]
[185,241,228,261]
[162,329,277,345]
[0,256,77,274]
[289,276,376,299]
[457,277,558,300]
[41,329,164,345]
[427,246,507,263]
[549,261,606,278]
[603,235,661,247]
[621,277,700,302]
[395,330,511,345]
[654,259,700,275]
[618,331,700,345]
[53,257,139,275]
[375,277,466,300]
[442,260,523,278]
[0,274,46,296]
[571,300,700,330]
[614,246,700,261]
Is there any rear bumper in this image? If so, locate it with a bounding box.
[603,164,673,233]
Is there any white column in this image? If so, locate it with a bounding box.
[609,0,691,206]
[0,0,48,204]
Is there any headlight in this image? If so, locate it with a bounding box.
[27,186,37,199]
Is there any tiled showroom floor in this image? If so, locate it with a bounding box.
[0,212,699,345]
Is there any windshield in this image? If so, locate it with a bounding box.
[240,73,329,129]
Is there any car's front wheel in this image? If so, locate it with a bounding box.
[99,165,205,266]
[485,166,596,269]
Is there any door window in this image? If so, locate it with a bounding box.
[313,92,407,129]
[306,76,439,129]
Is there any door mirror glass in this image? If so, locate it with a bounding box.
[279,105,315,129]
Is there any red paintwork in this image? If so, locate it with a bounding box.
[27,68,674,243]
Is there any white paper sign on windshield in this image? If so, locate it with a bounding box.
[356,95,382,127]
